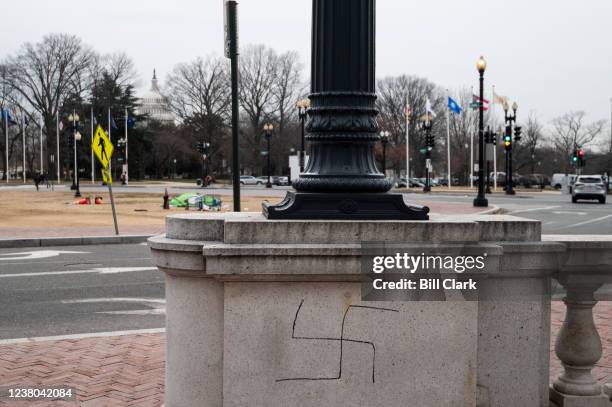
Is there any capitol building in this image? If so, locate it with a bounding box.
[137,70,174,124]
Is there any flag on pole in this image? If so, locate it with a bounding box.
[425,98,437,118]
[448,97,462,115]
[58,120,64,131]
[126,114,135,129]
[492,89,507,105]
[111,118,118,130]
[471,95,489,111]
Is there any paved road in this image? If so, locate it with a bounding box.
[0,244,164,339]
[405,192,612,234]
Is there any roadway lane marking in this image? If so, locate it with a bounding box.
[0,266,157,278]
[0,250,89,261]
[0,328,166,344]
[62,297,165,304]
[553,211,587,216]
[559,214,612,230]
[62,297,166,316]
[510,206,560,214]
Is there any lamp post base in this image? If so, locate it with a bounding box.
[266,183,272,189]
[473,196,488,207]
[506,189,516,195]
[263,191,429,220]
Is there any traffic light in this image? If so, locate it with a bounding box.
[514,126,522,142]
[578,148,585,167]
[571,149,578,165]
[196,142,204,154]
[503,126,512,150]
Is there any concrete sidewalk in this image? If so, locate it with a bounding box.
[0,302,611,406]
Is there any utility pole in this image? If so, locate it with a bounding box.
[225,0,240,212]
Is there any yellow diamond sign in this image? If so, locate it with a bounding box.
[101,168,112,185]
[92,125,114,169]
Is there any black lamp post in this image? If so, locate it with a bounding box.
[503,100,519,195]
[473,56,488,207]
[380,130,390,174]
[296,99,310,173]
[68,112,81,198]
[422,119,433,193]
[262,0,428,220]
[263,123,273,189]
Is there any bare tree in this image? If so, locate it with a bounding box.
[271,51,304,134]
[3,33,95,173]
[377,75,444,177]
[166,56,231,172]
[515,111,545,173]
[550,111,605,171]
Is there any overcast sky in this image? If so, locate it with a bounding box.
[2,0,612,126]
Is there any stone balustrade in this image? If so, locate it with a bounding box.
[149,214,612,407]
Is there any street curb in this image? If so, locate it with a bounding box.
[0,235,153,249]
[477,205,502,215]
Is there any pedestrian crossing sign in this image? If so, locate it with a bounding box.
[92,125,114,169]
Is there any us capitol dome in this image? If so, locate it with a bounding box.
[137,70,174,124]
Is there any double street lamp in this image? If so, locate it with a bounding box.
[68,112,82,198]
[473,56,488,207]
[503,100,521,195]
[263,123,274,189]
[380,130,390,174]
[296,99,310,173]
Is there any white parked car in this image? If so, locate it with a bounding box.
[571,175,606,204]
[239,175,263,185]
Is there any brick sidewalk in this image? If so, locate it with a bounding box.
[0,302,611,406]
[0,334,164,407]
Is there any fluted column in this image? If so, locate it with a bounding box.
[293,0,390,193]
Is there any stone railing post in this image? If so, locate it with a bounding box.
[551,280,605,405]
[544,236,612,407]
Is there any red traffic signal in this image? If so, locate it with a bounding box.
[578,148,584,159]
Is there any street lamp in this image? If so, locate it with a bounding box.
[379,130,390,174]
[473,56,488,207]
[421,118,433,193]
[68,112,81,198]
[296,98,310,173]
[503,100,519,195]
[173,158,177,180]
[263,123,274,189]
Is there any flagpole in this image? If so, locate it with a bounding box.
[56,111,60,183]
[470,86,474,189]
[446,91,452,190]
[91,107,95,184]
[405,99,410,183]
[39,115,43,173]
[4,111,8,183]
[22,113,26,184]
[125,107,129,185]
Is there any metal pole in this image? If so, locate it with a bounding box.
[405,101,410,182]
[22,114,26,183]
[227,0,240,212]
[446,97,451,189]
[5,111,8,183]
[108,183,119,235]
[40,115,43,172]
[56,111,60,183]
[473,70,488,207]
[494,127,498,190]
[91,107,94,184]
[108,108,112,176]
[266,134,272,188]
[125,108,129,185]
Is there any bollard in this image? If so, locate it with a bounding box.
[163,188,170,210]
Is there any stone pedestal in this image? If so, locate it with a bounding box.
[150,213,565,407]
